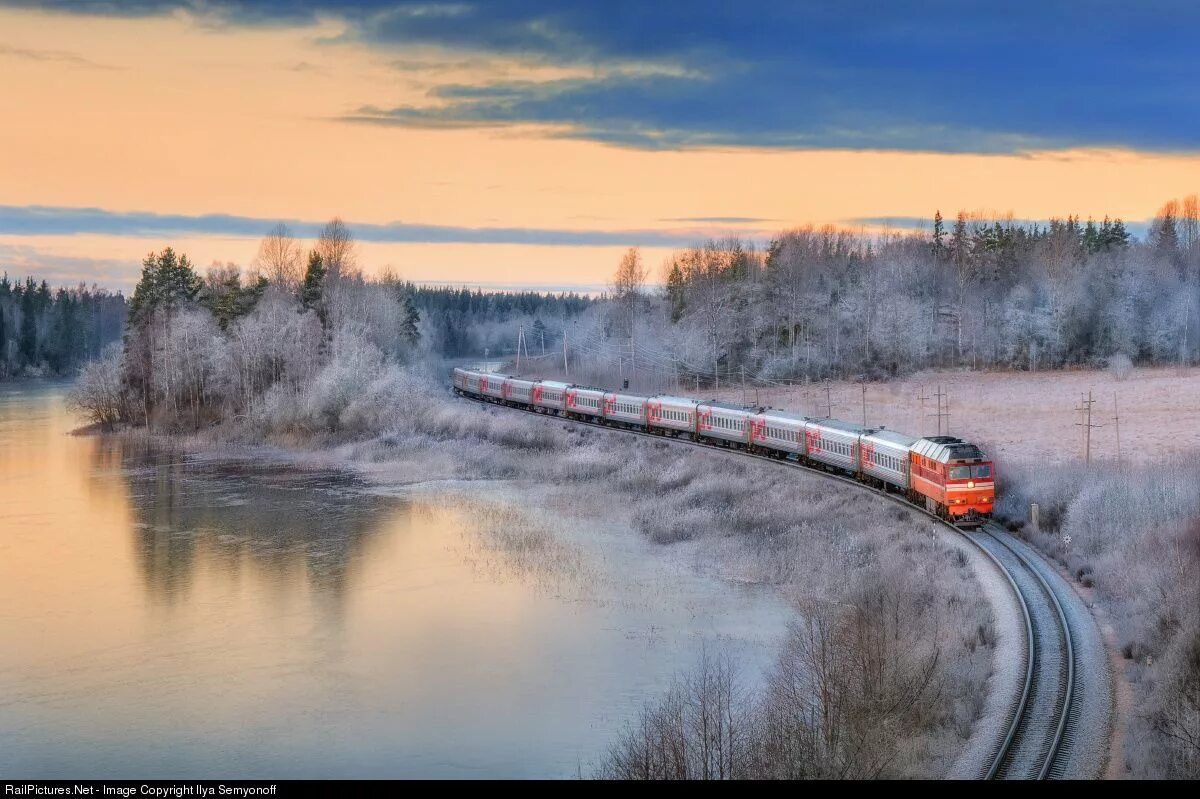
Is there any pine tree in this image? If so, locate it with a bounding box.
[666,262,686,322]
[932,210,946,258]
[300,250,326,318]
[18,280,37,367]
[128,248,202,327]
[1083,218,1099,252]
[1107,218,1130,248]
[400,289,420,346]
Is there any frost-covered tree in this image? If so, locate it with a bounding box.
[253,223,304,292]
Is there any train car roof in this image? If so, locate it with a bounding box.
[649,395,700,406]
[697,400,759,413]
[807,417,868,434]
[568,384,607,393]
[912,436,987,462]
[505,375,537,383]
[756,408,810,423]
[862,428,918,448]
[534,379,571,389]
[604,391,650,400]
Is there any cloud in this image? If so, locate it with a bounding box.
[0,42,119,69]
[4,1,1198,153]
[660,217,777,224]
[0,242,140,289]
[0,204,760,247]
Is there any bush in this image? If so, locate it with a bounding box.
[65,344,126,429]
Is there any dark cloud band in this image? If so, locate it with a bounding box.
[0,204,754,247]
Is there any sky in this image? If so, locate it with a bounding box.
[1,1,1198,292]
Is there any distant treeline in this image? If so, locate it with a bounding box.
[0,275,127,378]
[411,285,593,357]
[635,195,1200,383]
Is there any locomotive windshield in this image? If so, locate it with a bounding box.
[972,464,992,478]
[948,465,971,479]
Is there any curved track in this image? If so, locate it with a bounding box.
[456,390,1093,779]
[973,525,1077,779]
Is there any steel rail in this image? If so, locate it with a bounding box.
[979,524,1077,779]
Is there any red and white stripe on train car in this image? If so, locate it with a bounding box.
[805,428,822,453]
[860,440,875,470]
[749,417,768,443]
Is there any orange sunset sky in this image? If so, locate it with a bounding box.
[2,2,1198,291]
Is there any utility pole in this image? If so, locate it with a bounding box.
[516,326,525,375]
[562,328,568,378]
[630,336,636,390]
[741,365,747,405]
[1113,392,1122,468]
[1074,390,1101,464]
[930,385,950,436]
[823,380,833,418]
[918,386,931,436]
[860,379,867,426]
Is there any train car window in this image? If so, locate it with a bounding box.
[949,465,971,479]
[972,464,992,478]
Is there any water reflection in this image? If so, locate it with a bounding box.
[116,446,394,613]
[0,382,788,778]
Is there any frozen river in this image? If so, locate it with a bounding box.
[0,381,788,778]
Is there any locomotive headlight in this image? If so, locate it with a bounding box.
[968,480,975,488]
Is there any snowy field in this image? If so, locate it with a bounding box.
[708,366,1200,465]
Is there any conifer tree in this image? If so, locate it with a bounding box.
[931,210,946,258]
[300,250,326,317]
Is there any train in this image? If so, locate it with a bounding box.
[452,368,995,526]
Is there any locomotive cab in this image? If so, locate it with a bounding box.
[909,436,995,526]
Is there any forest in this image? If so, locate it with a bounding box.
[0,275,127,379]
[587,197,1199,389]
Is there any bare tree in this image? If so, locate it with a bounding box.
[254,223,304,291]
[609,246,648,344]
[316,217,358,282]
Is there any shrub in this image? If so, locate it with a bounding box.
[65,344,126,429]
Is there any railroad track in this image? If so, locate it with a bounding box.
[971,525,1079,779]
[456,391,1083,779]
